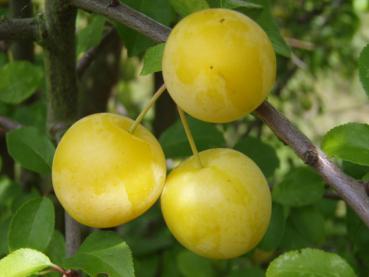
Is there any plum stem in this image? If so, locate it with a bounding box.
[177,106,203,168]
[129,83,166,133]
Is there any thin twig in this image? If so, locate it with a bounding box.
[10,0,34,60]
[77,28,116,78]
[254,102,369,227]
[70,0,170,42]
[285,37,314,50]
[70,0,369,227]
[0,18,39,41]
[0,116,21,131]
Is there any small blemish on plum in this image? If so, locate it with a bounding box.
[210,66,214,70]
[220,18,225,23]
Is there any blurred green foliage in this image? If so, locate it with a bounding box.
[0,0,369,276]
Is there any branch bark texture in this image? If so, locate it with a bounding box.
[44,0,81,256]
[0,18,39,41]
[9,0,34,60]
[70,0,170,42]
[71,0,369,227]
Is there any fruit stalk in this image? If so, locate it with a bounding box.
[177,106,203,168]
[129,83,166,133]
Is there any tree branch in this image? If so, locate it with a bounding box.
[0,18,39,41]
[78,29,122,116]
[77,28,116,78]
[71,0,369,227]
[69,0,170,42]
[44,0,81,256]
[0,116,21,131]
[254,103,369,227]
[9,0,34,60]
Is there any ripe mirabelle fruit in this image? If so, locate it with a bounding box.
[161,148,271,259]
[162,9,276,123]
[52,113,166,228]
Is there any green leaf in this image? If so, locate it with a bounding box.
[8,197,55,252]
[11,189,40,213]
[363,172,369,181]
[126,228,173,256]
[65,231,134,277]
[266,248,356,277]
[0,248,52,277]
[222,0,261,9]
[258,203,285,251]
[141,43,165,75]
[279,224,310,251]
[322,123,369,166]
[243,0,291,57]
[0,52,7,67]
[0,62,43,104]
[227,266,264,277]
[272,167,325,207]
[0,177,22,208]
[116,0,175,56]
[162,249,181,277]
[346,208,369,249]
[77,15,106,55]
[12,100,47,133]
[6,127,55,174]
[177,250,214,277]
[159,117,226,158]
[46,231,65,267]
[169,0,209,17]
[0,218,10,256]
[234,136,279,178]
[135,256,160,277]
[342,161,369,179]
[290,207,325,244]
[359,44,369,97]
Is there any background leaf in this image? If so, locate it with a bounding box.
[141,43,165,75]
[177,250,214,277]
[116,0,175,56]
[12,100,47,133]
[65,231,134,277]
[77,15,106,55]
[222,0,261,9]
[359,44,369,97]
[6,127,55,174]
[272,167,325,207]
[258,203,286,251]
[227,266,264,277]
[0,62,43,104]
[243,0,291,57]
[46,231,65,267]
[234,136,279,177]
[266,248,356,277]
[290,206,325,244]
[8,197,55,252]
[0,248,52,277]
[169,0,209,17]
[322,123,369,166]
[159,117,226,158]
